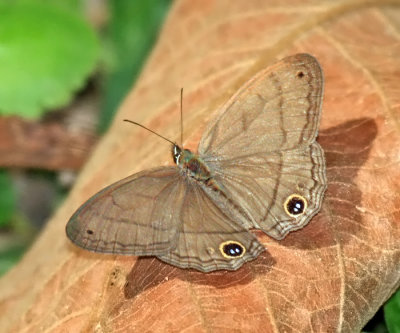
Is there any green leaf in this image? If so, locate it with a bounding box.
[385,289,400,333]
[35,0,85,12]
[0,1,99,118]
[0,170,16,228]
[99,0,172,132]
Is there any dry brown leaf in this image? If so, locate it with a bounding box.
[1,0,400,332]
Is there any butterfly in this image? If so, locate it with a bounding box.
[66,53,327,272]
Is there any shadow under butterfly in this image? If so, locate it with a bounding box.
[66,53,327,272]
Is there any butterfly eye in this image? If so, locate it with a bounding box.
[219,241,246,259]
[284,194,308,217]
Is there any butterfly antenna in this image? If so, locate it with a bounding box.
[180,88,183,147]
[123,119,176,146]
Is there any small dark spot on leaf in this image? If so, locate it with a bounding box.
[297,71,305,78]
[87,229,94,235]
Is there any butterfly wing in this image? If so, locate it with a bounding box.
[67,166,264,271]
[157,182,264,272]
[66,167,186,255]
[198,53,326,239]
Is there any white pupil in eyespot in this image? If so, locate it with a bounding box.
[293,202,302,212]
[229,247,241,255]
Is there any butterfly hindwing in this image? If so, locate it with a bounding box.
[157,183,264,272]
[203,143,325,239]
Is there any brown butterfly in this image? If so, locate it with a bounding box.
[66,53,327,272]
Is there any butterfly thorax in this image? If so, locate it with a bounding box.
[173,145,211,182]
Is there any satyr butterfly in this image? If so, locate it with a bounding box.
[66,53,327,272]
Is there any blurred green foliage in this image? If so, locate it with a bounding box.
[0,245,28,276]
[0,170,29,276]
[99,0,172,132]
[0,0,99,118]
[0,170,16,228]
[0,0,171,277]
[385,290,400,333]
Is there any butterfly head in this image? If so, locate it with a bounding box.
[172,144,195,165]
[172,144,183,164]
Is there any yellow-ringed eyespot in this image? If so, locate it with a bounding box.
[284,194,308,217]
[219,241,246,259]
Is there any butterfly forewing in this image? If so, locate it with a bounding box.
[66,167,185,255]
[199,54,323,157]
